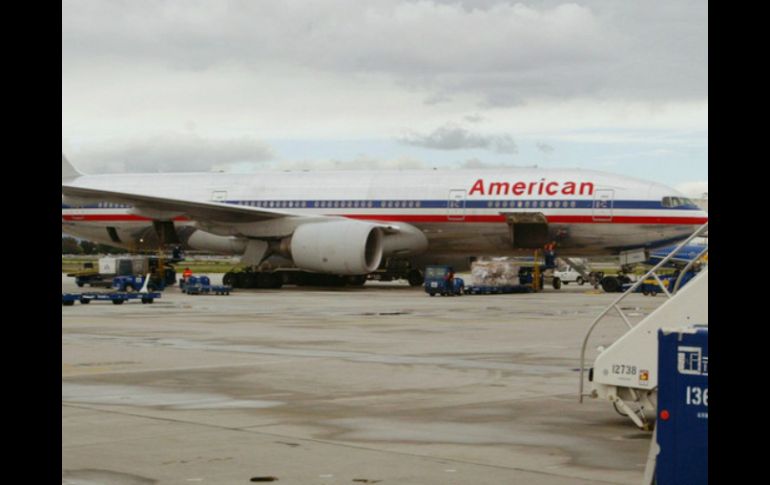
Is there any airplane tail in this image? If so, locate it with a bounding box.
[62,154,82,180]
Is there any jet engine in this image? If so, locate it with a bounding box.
[287,220,384,275]
[183,228,248,254]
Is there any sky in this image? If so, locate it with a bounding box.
[62,0,708,198]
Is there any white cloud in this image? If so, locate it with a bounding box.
[399,123,518,153]
[63,1,707,104]
[64,132,275,173]
[62,1,707,184]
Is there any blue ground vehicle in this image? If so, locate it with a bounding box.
[62,291,161,305]
[112,272,171,292]
[424,266,465,296]
[180,276,232,295]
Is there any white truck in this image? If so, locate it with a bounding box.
[553,267,585,285]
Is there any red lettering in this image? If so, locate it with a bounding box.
[489,182,510,195]
[469,178,485,195]
[470,179,594,197]
[580,182,594,195]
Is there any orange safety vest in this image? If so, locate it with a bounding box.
[183,269,192,278]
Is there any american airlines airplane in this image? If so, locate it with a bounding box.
[61,155,707,284]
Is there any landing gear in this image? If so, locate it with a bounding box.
[223,268,370,289]
[407,269,424,287]
[223,268,283,289]
[600,276,621,293]
[346,275,367,286]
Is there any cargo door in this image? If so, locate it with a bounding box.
[447,189,466,221]
[592,189,614,222]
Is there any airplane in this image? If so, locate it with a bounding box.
[62,155,708,286]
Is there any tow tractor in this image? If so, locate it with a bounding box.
[424,265,465,296]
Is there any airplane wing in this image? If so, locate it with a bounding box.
[62,184,305,223]
[61,184,402,232]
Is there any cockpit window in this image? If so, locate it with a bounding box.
[662,196,697,208]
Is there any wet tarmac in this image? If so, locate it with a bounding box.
[62,274,663,484]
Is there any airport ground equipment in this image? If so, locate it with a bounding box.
[424,265,465,296]
[112,274,168,292]
[599,273,634,293]
[600,240,707,293]
[553,266,585,285]
[640,327,708,485]
[222,267,371,289]
[637,270,697,296]
[69,256,176,289]
[463,285,533,295]
[559,257,603,287]
[180,276,232,295]
[62,291,161,305]
[578,222,708,429]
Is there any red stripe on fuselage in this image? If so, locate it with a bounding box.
[344,214,707,225]
[62,214,191,222]
[62,213,708,225]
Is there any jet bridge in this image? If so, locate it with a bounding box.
[578,222,708,429]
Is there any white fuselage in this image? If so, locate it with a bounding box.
[62,168,708,258]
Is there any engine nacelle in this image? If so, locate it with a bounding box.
[185,229,247,254]
[289,220,384,275]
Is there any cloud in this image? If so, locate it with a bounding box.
[65,132,275,173]
[266,155,427,171]
[536,142,555,154]
[398,123,518,153]
[456,158,535,169]
[63,0,707,106]
[62,1,707,186]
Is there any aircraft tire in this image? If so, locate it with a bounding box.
[346,275,367,286]
[223,272,234,286]
[407,270,424,287]
[601,276,621,293]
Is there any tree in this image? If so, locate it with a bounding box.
[95,243,123,254]
[79,240,97,254]
[62,237,82,254]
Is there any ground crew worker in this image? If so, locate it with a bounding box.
[182,267,193,282]
[544,241,557,269]
[443,268,455,285]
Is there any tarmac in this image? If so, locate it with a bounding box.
[62,274,662,485]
